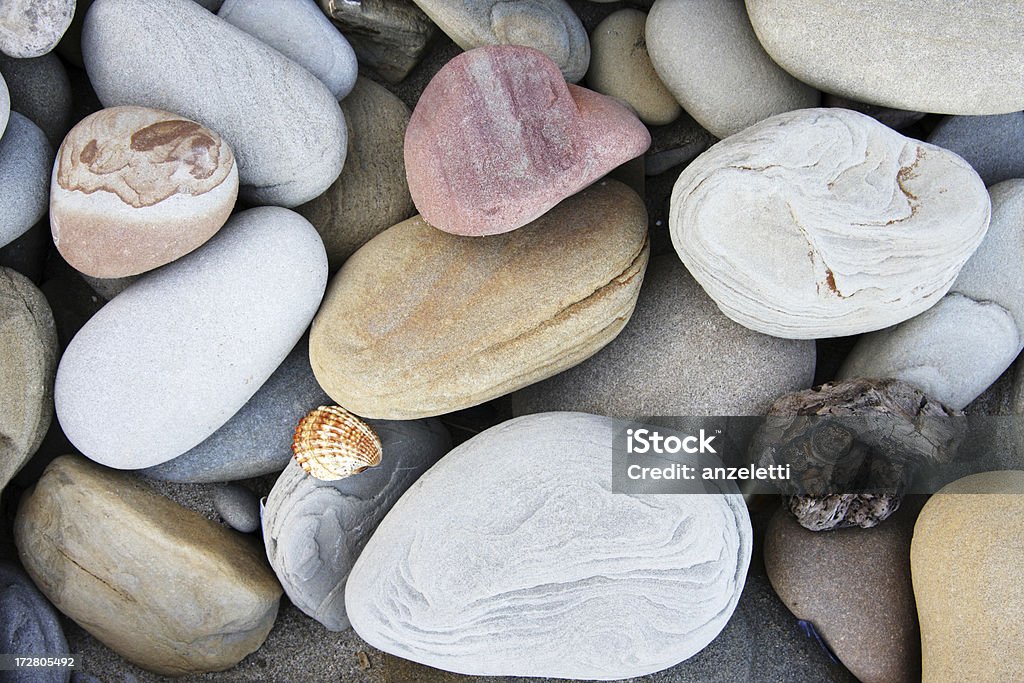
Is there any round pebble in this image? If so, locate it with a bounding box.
[213,482,262,533]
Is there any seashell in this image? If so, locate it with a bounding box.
[292,406,382,481]
[669,107,990,339]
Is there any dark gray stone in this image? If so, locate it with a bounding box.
[0,52,72,147]
[263,418,451,631]
[212,483,261,533]
[140,335,331,483]
[928,112,1024,186]
[0,561,69,683]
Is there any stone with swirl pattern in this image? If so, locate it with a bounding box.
[51,106,238,278]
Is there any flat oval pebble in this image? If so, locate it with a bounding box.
[0,561,69,683]
[586,9,680,126]
[840,180,1024,409]
[263,418,451,631]
[82,0,347,207]
[55,207,328,469]
[670,108,991,339]
[213,482,261,533]
[217,0,357,100]
[0,268,57,507]
[646,0,817,138]
[0,52,72,148]
[507,254,814,417]
[14,455,282,676]
[140,336,330,483]
[746,0,1024,115]
[0,112,52,249]
[346,412,752,679]
[51,106,238,278]
[911,471,1024,682]
[298,77,414,272]
[411,0,589,83]
[0,0,75,58]
[310,180,649,419]
[405,45,650,236]
[927,112,1024,187]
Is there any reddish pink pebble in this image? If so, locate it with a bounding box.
[404,45,651,236]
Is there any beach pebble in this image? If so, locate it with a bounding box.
[670,108,991,339]
[840,180,1024,410]
[0,71,9,140]
[14,455,282,676]
[318,0,437,84]
[911,470,1024,682]
[263,419,451,631]
[746,0,1024,115]
[646,0,817,138]
[82,0,346,207]
[0,268,57,507]
[0,561,69,683]
[54,207,328,469]
[822,94,925,132]
[213,483,261,533]
[298,77,414,272]
[927,113,1024,186]
[0,52,72,147]
[310,180,648,419]
[217,0,357,100]
[507,255,814,417]
[587,9,680,126]
[80,273,136,301]
[765,501,923,683]
[412,0,589,83]
[0,112,52,250]
[51,106,239,278]
[405,45,650,236]
[140,336,330,483]
[345,412,752,679]
[645,110,716,176]
[0,0,75,58]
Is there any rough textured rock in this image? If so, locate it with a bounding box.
[82,0,346,207]
[14,455,282,677]
[927,113,1024,186]
[911,470,1024,682]
[0,268,57,506]
[751,379,963,530]
[51,106,239,278]
[670,108,991,339]
[318,0,437,84]
[213,482,261,533]
[765,501,923,683]
[297,77,413,272]
[405,45,650,236]
[507,255,814,417]
[0,112,52,250]
[0,52,72,147]
[55,207,328,469]
[217,0,357,99]
[746,0,1024,115]
[264,418,451,631]
[311,180,649,419]
[0,0,75,58]
[0,561,70,683]
[346,412,752,679]
[647,0,817,138]
[412,0,589,82]
[840,180,1024,410]
[586,9,679,125]
[140,335,330,483]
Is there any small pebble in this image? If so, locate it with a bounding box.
[213,482,262,533]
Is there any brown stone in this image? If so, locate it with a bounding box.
[765,500,923,683]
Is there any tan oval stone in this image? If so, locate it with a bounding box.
[14,455,282,676]
[51,105,238,278]
[911,471,1024,683]
[310,179,649,419]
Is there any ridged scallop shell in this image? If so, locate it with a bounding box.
[292,406,382,481]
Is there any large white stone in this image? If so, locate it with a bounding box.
[670,108,990,339]
[82,0,346,207]
[346,412,752,680]
[54,207,328,469]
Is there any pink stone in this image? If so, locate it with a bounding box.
[405,45,651,236]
